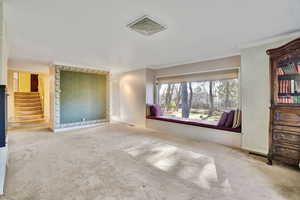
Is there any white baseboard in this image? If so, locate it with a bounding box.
[242,146,268,156]
[52,122,108,132]
[0,146,8,195]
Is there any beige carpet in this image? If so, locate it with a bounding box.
[1,123,300,200]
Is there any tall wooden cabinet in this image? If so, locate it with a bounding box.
[267,38,300,167]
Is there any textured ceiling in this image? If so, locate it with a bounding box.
[6,0,300,72]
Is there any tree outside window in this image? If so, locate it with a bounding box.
[158,79,239,122]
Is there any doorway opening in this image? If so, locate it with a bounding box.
[7,70,50,130]
[30,74,39,92]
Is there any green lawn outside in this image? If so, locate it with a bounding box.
[164,109,222,122]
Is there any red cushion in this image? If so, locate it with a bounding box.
[225,110,235,128]
[149,104,163,116]
[217,112,228,127]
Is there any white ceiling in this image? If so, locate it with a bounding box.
[6,0,300,72]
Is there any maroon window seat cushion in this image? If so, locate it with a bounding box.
[224,110,235,128]
[217,112,229,127]
[146,115,241,133]
[149,104,164,116]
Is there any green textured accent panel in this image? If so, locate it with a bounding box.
[60,71,107,124]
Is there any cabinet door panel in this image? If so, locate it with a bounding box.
[273,131,300,145]
[273,110,300,127]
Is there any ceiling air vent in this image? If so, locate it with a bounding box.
[127,15,167,36]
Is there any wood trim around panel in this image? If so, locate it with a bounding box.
[53,65,110,130]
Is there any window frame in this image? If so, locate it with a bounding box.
[155,73,241,122]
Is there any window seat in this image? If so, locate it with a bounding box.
[146,116,241,133]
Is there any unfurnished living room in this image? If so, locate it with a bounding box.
[0,0,300,199]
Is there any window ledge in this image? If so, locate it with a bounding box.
[146,116,241,133]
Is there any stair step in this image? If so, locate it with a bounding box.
[13,118,45,123]
[15,98,41,102]
[14,92,39,96]
[15,95,40,100]
[15,96,40,99]
[15,102,41,107]
[15,106,42,111]
[15,107,42,111]
[15,99,41,103]
[15,110,43,116]
[15,114,44,120]
[14,92,44,123]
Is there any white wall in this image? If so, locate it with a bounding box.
[155,55,240,77]
[0,1,7,195]
[40,73,50,122]
[8,60,50,74]
[49,66,56,130]
[0,2,7,86]
[0,147,6,195]
[110,73,121,121]
[6,70,14,121]
[111,68,155,127]
[145,68,155,104]
[241,35,300,155]
[119,69,147,127]
[147,119,241,148]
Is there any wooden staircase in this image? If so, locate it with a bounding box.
[14,92,44,123]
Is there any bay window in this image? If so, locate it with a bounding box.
[156,69,239,122]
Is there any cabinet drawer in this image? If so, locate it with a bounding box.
[273,125,300,134]
[273,131,300,145]
[273,145,300,160]
[273,110,300,127]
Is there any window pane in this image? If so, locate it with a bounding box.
[189,81,214,121]
[158,78,239,123]
[158,83,182,117]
